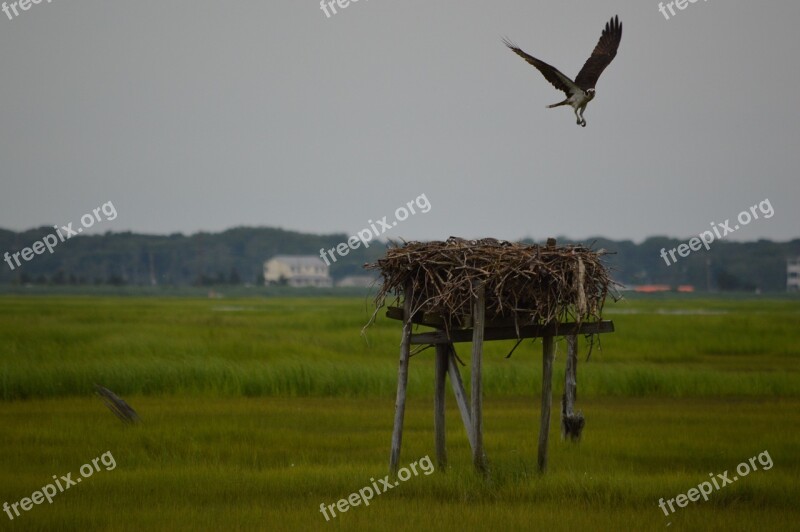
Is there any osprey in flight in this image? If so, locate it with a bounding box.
[503,15,622,127]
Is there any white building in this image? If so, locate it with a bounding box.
[263,255,332,287]
[336,275,376,288]
[788,258,800,292]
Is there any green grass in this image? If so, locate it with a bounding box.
[0,295,798,530]
[0,396,797,531]
[0,296,798,399]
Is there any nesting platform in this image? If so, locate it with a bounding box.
[366,237,616,475]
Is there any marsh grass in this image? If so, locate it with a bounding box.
[0,396,797,531]
[0,295,798,530]
[0,296,798,400]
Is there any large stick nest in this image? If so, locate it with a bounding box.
[365,237,615,330]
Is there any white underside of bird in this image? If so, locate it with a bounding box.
[546,81,596,127]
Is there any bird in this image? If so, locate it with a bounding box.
[503,15,622,127]
[94,384,140,424]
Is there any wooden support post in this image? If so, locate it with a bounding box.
[471,284,488,474]
[446,345,475,452]
[561,335,585,441]
[434,343,448,469]
[562,335,578,431]
[538,335,555,472]
[389,286,413,475]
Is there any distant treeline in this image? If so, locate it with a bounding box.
[0,226,798,292]
[523,236,800,293]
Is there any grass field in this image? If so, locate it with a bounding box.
[0,295,798,531]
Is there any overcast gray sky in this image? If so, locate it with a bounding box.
[1,0,798,243]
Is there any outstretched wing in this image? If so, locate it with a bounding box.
[574,15,622,90]
[502,38,580,97]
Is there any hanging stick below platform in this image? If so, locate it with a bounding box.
[561,335,585,441]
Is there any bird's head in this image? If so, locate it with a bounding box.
[585,88,596,99]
